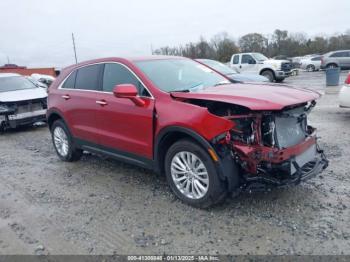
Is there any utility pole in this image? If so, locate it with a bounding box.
[72,33,78,64]
[7,56,10,64]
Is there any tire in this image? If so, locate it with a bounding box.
[51,120,82,162]
[261,70,275,82]
[164,139,227,208]
[306,64,315,72]
[275,79,284,83]
[326,63,338,69]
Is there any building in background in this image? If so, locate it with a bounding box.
[0,64,57,77]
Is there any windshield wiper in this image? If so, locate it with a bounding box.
[214,81,231,86]
[171,82,203,93]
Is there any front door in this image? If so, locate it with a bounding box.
[94,63,155,159]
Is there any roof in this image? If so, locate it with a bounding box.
[0,73,21,78]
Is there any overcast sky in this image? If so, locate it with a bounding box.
[0,0,349,68]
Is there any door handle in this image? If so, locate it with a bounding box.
[239,65,242,69]
[61,94,70,100]
[96,100,108,106]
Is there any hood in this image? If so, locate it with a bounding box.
[171,83,320,110]
[0,88,47,102]
[228,73,269,83]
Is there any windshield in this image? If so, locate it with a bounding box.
[135,59,230,92]
[0,76,37,92]
[252,53,268,61]
[197,59,238,75]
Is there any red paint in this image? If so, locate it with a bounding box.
[48,56,321,173]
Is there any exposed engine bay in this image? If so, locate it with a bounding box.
[182,99,328,190]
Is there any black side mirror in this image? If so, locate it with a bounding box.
[248,59,256,64]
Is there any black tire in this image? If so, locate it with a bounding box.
[164,139,227,208]
[326,63,338,69]
[275,78,284,83]
[261,70,275,82]
[51,120,82,162]
[306,64,315,72]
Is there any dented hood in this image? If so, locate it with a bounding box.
[171,83,320,110]
[0,87,47,102]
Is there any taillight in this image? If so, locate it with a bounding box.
[345,74,350,86]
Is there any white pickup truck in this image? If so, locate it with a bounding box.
[229,52,293,82]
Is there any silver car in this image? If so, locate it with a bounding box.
[321,50,350,69]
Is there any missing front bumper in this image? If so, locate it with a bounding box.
[241,145,328,192]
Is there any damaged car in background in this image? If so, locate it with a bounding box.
[0,73,47,131]
[47,57,328,208]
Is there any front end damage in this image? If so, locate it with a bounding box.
[187,99,329,192]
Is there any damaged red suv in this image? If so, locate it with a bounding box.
[47,56,328,207]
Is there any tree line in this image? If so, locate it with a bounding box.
[153,29,350,62]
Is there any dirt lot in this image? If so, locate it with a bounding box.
[0,71,349,255]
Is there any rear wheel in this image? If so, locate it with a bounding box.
[261,70,275,82]
[327,63,338,69]
[51,120,82,162]
[165,139,227,208]
[306,64,316,72]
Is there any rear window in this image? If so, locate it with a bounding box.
[75,64,103,91]
[62,70,77,89]
[0,76,37,92]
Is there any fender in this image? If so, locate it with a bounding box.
[154,126,239,191]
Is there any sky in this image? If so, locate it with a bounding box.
[0,0,349,68]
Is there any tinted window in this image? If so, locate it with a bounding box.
[233,55,239,64]
[102,63,149,96]
[242,55,254,64]
[62,71,77,89]
[311,57,321,61]
[75,64,103,91]
[330,52,348,58]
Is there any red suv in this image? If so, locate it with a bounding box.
[47,56,328,207]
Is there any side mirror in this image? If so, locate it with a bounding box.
[248,59,256,64]
[113,84,145,107]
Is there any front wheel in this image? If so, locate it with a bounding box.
[306,64,316,72]
[51,120,82,162]
[165,139,227,208]
[261,70,275,82]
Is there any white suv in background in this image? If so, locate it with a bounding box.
[229,52,293,82]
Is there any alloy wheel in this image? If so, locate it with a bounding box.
[53,126,69,157]
[170,151,209,199]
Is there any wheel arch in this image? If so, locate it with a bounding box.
[259,68,275,79]
[154,126,239,192]
[47,110,66,130]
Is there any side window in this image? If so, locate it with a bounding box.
[102,63,150,96]
[311,57,321,61]
[232,55,239,64]
[62,70,77,89]
[75,64,103,91]
[330,52,347,58]
[242,55,254,64]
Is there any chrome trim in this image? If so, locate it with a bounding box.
[57,61,154,99]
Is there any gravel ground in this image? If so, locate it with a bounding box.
[0,71,349,255]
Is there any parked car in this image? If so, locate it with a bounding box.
[321,50,350,69]
[339,72,350,108]
[31,73,55,87]
[26,76,48,90]
[230,53,293,82]
[0,73,47,131]
[300,56,322,72]
[195,59,269,83]
[47,56,328,208]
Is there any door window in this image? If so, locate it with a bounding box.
[102,63,150,97]
[75,64,103,91]
[241,55,254,64]
[232,55,239,64]
[62,70,77,89]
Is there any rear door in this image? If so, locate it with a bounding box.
[231,54,240,71]
[58,64,103,144]
[93,63,155,159]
